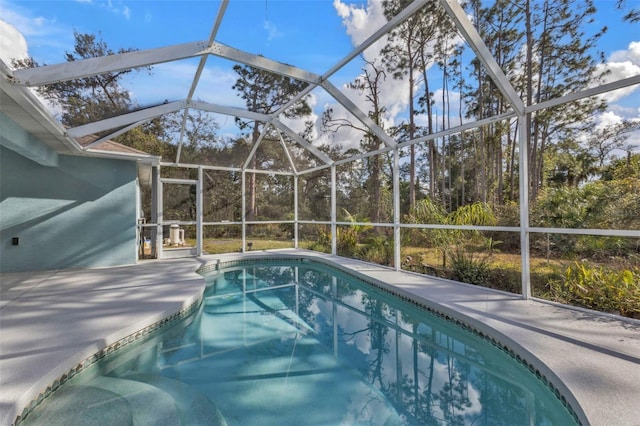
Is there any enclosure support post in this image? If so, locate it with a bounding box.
[151,165,159,260]
[393,148,401,270]
[518,114,531,299]
[331,165,337,256]
[156,166,163,260]
[332,277,338,358]
[294,175,299,249]
[241,171,246,253]
[196,166,203,256]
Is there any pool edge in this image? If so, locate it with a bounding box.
[8,263,206,426]
[199,252,590,426]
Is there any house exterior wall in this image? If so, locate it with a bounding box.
[0,131,138,273]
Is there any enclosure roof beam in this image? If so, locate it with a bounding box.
[209,42,322,85]
[161,161,241,172]
[270,84,316,123]
[68,99,272,139]
[439,0,524,115]
[275,128,298,175]
[321,80,396,148]
[83,119,149,150]
[175,0,229,164]
[67,101,186,137]
[525,74,640,114]
[11,41,211,87]
[400,111,516,147]
[10,40,320,90]
[190,100,271,122]
[334,145,394,167]
[242,125,269,170]
[271,118,333,165]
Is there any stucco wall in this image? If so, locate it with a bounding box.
[0,145,138,273]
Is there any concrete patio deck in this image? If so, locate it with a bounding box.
[1,250,639,426]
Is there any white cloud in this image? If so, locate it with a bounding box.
[0,7,72,64]
[610,41,640,64]
[333,0,389,63]
[263,20,282,42]
[598,40,640,102]
[104,1,131,20]
[593,40,640,151]
[0,20,29,65]
[597,110,624,128]
[327,0,409,149]
[0,19,62,117]
[334,0,387,45]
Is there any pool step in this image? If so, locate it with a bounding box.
[125,373,227,426]
[22,375,227,426]
[89,375,182,425]
[20,384,133,426]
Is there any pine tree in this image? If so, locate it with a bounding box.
[13,31,147,127]
[232,63,311,221]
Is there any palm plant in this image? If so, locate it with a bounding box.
[408,198,496,268]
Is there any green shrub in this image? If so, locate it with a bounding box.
[575,235,632,259]
[337,226,358,256]
[551,261,640,318]
[450,250,491,286]
[361,235,394,266]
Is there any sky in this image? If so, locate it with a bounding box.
[1,0,639,153]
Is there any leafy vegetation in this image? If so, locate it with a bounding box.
[551,261,640,318]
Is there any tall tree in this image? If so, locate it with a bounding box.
[469,0,523,205]
[322,59,391,223]
[617,0,640,22]
[164,108,220,164]
[382,0,421,207]
[232,63,311,221]
[518,0,607,200]
[383,0,456,206]
[14,31,148,127]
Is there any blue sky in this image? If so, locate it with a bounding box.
[0,0,364,72]
[1,0,638,150]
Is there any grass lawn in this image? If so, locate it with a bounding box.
[193,238,566,292]
[184,238,296,254]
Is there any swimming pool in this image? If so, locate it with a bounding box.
[21,259,578,425]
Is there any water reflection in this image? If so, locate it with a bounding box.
[197,263,574,425]
[23,262,576,426]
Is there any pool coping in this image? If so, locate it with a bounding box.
[1,250,639,426]
[0,258,207,426]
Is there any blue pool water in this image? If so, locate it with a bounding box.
[22,260,578,425]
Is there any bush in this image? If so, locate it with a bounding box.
[450,250,491,286]
[337,226,358,257]
[550,261,640,318]
[361,235,394,266]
